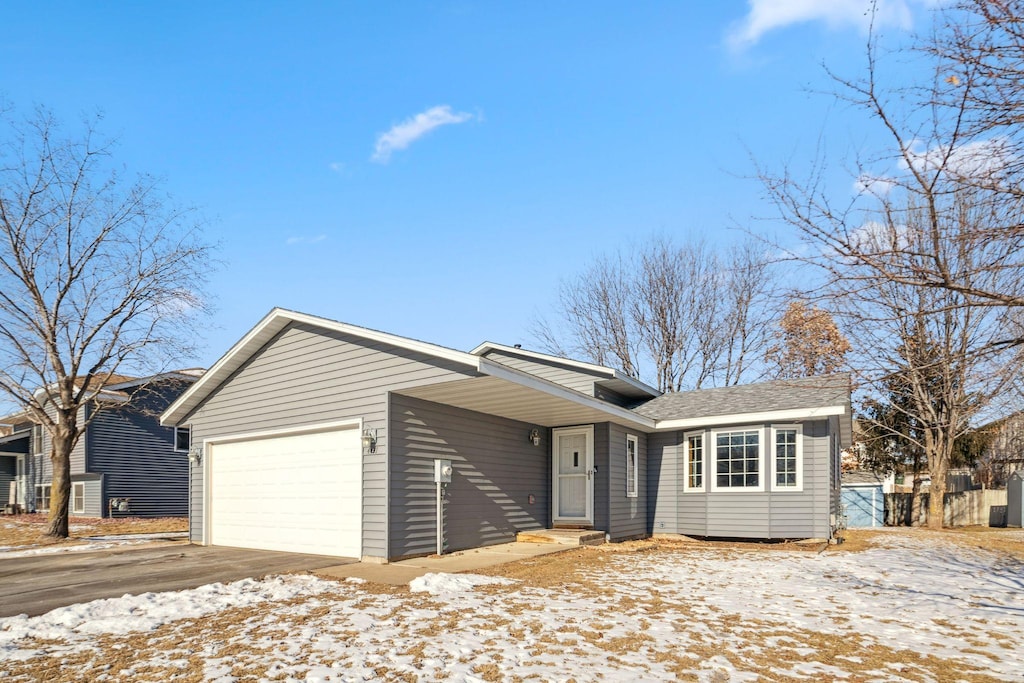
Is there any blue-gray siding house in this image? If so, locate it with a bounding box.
[6,372,202,518]
[161,308,851,562]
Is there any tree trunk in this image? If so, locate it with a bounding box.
[46,428,73,538]
[927,460,948,530]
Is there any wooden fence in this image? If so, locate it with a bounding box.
[884,489,1008,527]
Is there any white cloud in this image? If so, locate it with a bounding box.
[727,0,930,50]
[286,234,328,246]
[328,162,345,173]
[371,105,473,163]
[900,137,1016,180]
[853,173,898,197]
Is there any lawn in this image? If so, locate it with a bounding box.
[0,527,1021,682]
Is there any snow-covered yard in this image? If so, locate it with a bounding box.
[1,529,1021,682]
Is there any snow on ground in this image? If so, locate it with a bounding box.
[1,531,1021,681]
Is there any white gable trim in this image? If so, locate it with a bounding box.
[654,404,847,431]
[471,342,661,397]
[161,308,481,426]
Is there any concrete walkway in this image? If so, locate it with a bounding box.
[316,541,571,585]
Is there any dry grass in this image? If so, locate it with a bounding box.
[0,513,187,548]
[2,528,1021,681]
[833,526,1024,558]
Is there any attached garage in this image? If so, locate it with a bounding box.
[205,424,362,558]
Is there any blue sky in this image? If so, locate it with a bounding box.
[1,1,936,366]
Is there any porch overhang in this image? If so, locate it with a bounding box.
[394,358,656,430]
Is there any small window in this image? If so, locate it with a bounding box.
[35,484,51,511]
[683,431,704,492]
[625,434,639,498]
[771,424,803,492]
[72,482,85,514]
[711,427,763,492]
[174,426,191,452]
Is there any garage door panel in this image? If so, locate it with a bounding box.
[208,428,361,558]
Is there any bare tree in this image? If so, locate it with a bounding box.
[756,4,1024,527]
[766,300,851,379]
[535,236,776,392]
[0,108,215,537]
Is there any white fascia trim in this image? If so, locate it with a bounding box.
[477,358,657,429]
[162,307,481,426]
[472,342,661,398]
[654,404,847,431]
[471,342,615,377]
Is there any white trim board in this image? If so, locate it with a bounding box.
[654,405,846,431]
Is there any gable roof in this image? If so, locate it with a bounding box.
[633,374,851,428]
[161,308,483,426]
[470,342,661,400]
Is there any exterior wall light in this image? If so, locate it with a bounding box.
[529,428,541,446]
[188,447,203,466]
[362,428,377,453]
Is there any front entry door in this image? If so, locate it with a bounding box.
[552,426,594,526]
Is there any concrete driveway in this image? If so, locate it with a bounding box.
[0,543,353,618]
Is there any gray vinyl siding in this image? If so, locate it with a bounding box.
[0,456,14,506]
[388,394,549,559]
[607,423,647,541]
[646,432,679,534]
[182,322,478,558]
[593,423,609,533]
[655,419,832,540]
[86,383,189,518]
[70,476,103,517]
[38,405,88,476]
[482,351,603,395]
[189,459,203,541]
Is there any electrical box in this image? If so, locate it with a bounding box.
[434,459,453,483]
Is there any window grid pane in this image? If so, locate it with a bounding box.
[688,435,703,488]
[775,429,798,487]
[716,430,759,488]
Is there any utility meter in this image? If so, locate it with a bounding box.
[434,458,453,483]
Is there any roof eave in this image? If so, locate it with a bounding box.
[652,404,848,431]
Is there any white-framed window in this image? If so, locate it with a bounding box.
[72,482,85,514]
[625,434,639,498]
[710,426,764,492]
[683,430,705,492]
[174,426,191,452]
[35,484,51,511]
[771,424,804,491]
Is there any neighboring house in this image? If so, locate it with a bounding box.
[160,308,852,562]
[2,371,203,517]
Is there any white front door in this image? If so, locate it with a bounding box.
[552,426,594,526]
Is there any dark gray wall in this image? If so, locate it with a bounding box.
[388,394,550,559]
[183,322,478,558]
[593,423,609,533]
[87,381,190,518]
[647,419,832,539]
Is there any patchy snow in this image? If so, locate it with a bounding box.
[0,532,186,558]
[1,531,1021,681]
[0,539,153,558]
[409,571,517,595]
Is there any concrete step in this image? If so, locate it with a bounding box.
[516,529,606,546]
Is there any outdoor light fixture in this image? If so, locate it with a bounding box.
[187,447,203,466]
[362,428,377,453]
[529,428,541,446]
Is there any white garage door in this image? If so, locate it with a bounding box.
[208,427,361,557]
